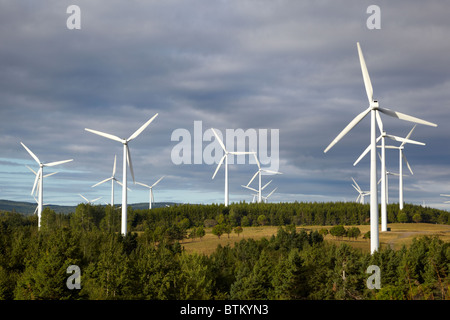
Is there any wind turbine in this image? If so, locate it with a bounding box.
[136,176,164,209]
[247,152,282,203]
[79,194,102,205]
[91,155,127,207]
[242,180,272,201]
[21,142,73,230]
[351,177,370,204]
[324,42,437,254]
[211,128,254,206]
[262,187,277,203]
[354,125,424,231]
[85,113,158,235]
[384,126,423,211]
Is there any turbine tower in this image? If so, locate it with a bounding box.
[21,142,73,230]
[85,113,158,235]
[211,128,254,206]
[136,176,164,209]
[247,152,282,203]
[324,42,437,254]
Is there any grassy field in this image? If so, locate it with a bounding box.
[180,223,450,255]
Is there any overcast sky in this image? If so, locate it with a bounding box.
[1,1,450,210]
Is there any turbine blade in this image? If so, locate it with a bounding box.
[126,145,135,184]
[357,42,374,104]
[353,143,371,166]
[212,155,226,179]
[43,172,58,178]
[324,107,371,153]
[92,197,102,203]
[242,185,258,192]
[85,128,124,143]
[26,165,37,175]
[267,187,277,198]
[378,107,437,127]
[261,180,272,190]
[31,168,41,196]
[92,177,113,188]
[211,128,227,152]
[403,152,413,175]
[229,151,254,155]
[351,177,361,191]
[247,170,260,186]
[112,155,117,176]
[261,169,282,175]
[384,134,425,146]
[401,125,416,147]
[127,113,158,141]
[151,176,165,188]
[44,159,73,167]
[136,181,151,188]
[21,142,41,164]
[79,194,89,202]
[252,151,261,169]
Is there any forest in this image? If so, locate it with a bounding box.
[0,201,449,300]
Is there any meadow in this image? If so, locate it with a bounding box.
[180,223,450,255]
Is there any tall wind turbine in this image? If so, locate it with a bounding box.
[324,42,437,254]
[21,142,73,230]
[91,155,127,207]
[85,113,158,235]
[136,176,164,209]
[354,125,424,231]
[211,128,254,206]
[247,152,282,203]
[384,126,423,211]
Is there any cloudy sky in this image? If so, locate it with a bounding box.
[1,0,450,210]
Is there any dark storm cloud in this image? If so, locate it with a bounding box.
[1,1,450,208]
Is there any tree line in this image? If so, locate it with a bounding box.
[0,202,449,300]
[0,210,448,300]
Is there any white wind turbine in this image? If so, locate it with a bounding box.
[354,125,424,231]
[262,187,277,203]
[351,177,370,204]
[384,127,423,211]
[211,128,254,206]
[21,142,73,230]
[85,113,158,235]
[242,180,272,202]
[79,194,102,205]
[136,176,164,209]
[324,42,437,254]
[247,152,282,203]
[91,155,127,207]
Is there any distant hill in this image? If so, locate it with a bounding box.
[0,199,180,215]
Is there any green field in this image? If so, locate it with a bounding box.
[180,223,450,255]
